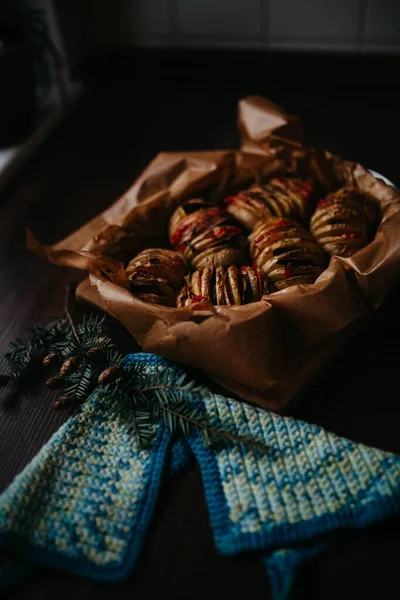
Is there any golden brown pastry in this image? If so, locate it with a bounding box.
[177,265,269,307]
[225,177,315,230]
[169,199,247,269]
[249,217,326,290]
[310,186,375,258]
[126,248,188,306]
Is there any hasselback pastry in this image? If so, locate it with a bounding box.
[225,177,315,230]
[249,217,326,290]
[126,248,188,306]
[310,186,374,258]
[169,199,247,269]
[177,265,269,307]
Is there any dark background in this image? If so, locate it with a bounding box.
[1,38,400,600]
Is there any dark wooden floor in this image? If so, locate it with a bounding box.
[1,49,400,599]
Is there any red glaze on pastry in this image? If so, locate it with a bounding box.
[225,177,315,231]
[310,186,377,258]
[249,217,325,290]
[126,248,188,307]
[176,265,269,307]
[169,199,247,269]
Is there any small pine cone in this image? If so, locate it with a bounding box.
[0,374,11,387]
[86,346,103,362]
[42,353,58,367]
[98,366,119,386]
[60,356,79,378]
[53,395,71,410]
[46,376,64,390]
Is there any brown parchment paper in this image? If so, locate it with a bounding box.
[29,96,400,412]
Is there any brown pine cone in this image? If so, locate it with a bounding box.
[98,366,120,386]
[310,186,376,258]
[249,217,326,290]
[60,356,79,378]
[177,265,269,307]
[225,177,315,231]
[126,248,188,307]
[169,199,247,269]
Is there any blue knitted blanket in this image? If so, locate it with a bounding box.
[1,353,399,599]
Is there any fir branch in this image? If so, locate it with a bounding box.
[63,362,104,405]
[2,296,121,404]
[132,406,155,448]
[141,393,263,449]
[119,364,269,450]
[5,319,69,382]
[103,347,124,367]
[56,339,80,359]
[2,293,267,453]
[139,385,201,395]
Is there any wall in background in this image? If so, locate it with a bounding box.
[54,0,93,70]
[82,0,400,55]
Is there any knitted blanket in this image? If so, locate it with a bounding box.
[1,353,399,599]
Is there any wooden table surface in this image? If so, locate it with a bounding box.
[1,50,400,599]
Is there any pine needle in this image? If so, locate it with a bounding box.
[142,394,265,449]
[2,292,267,453]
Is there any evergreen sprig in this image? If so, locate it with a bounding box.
[3,303,121,408]
[102,361,268,451]
[5,319,69,382]
[64,363,99,404]
[1,288,267,452]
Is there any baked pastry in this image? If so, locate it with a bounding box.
[126,248,188,306]
[249,217,326,290]
[177,265,269,307]
[225,177,315,230]
[169,199,247,269]
[310,186,375,257]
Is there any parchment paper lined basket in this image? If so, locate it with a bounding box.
[29,97,400,412]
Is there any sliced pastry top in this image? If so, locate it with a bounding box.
[177,264,269,307]
[310,186,376,258]
[249,217,326,290]
[169,199,247,269]
[225,177,315,230]
[126,248,188,306]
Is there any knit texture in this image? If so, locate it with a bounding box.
[0,437,192,592]
[188,392,400,554]
[0,353,399,599]
[0,355,189,582]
